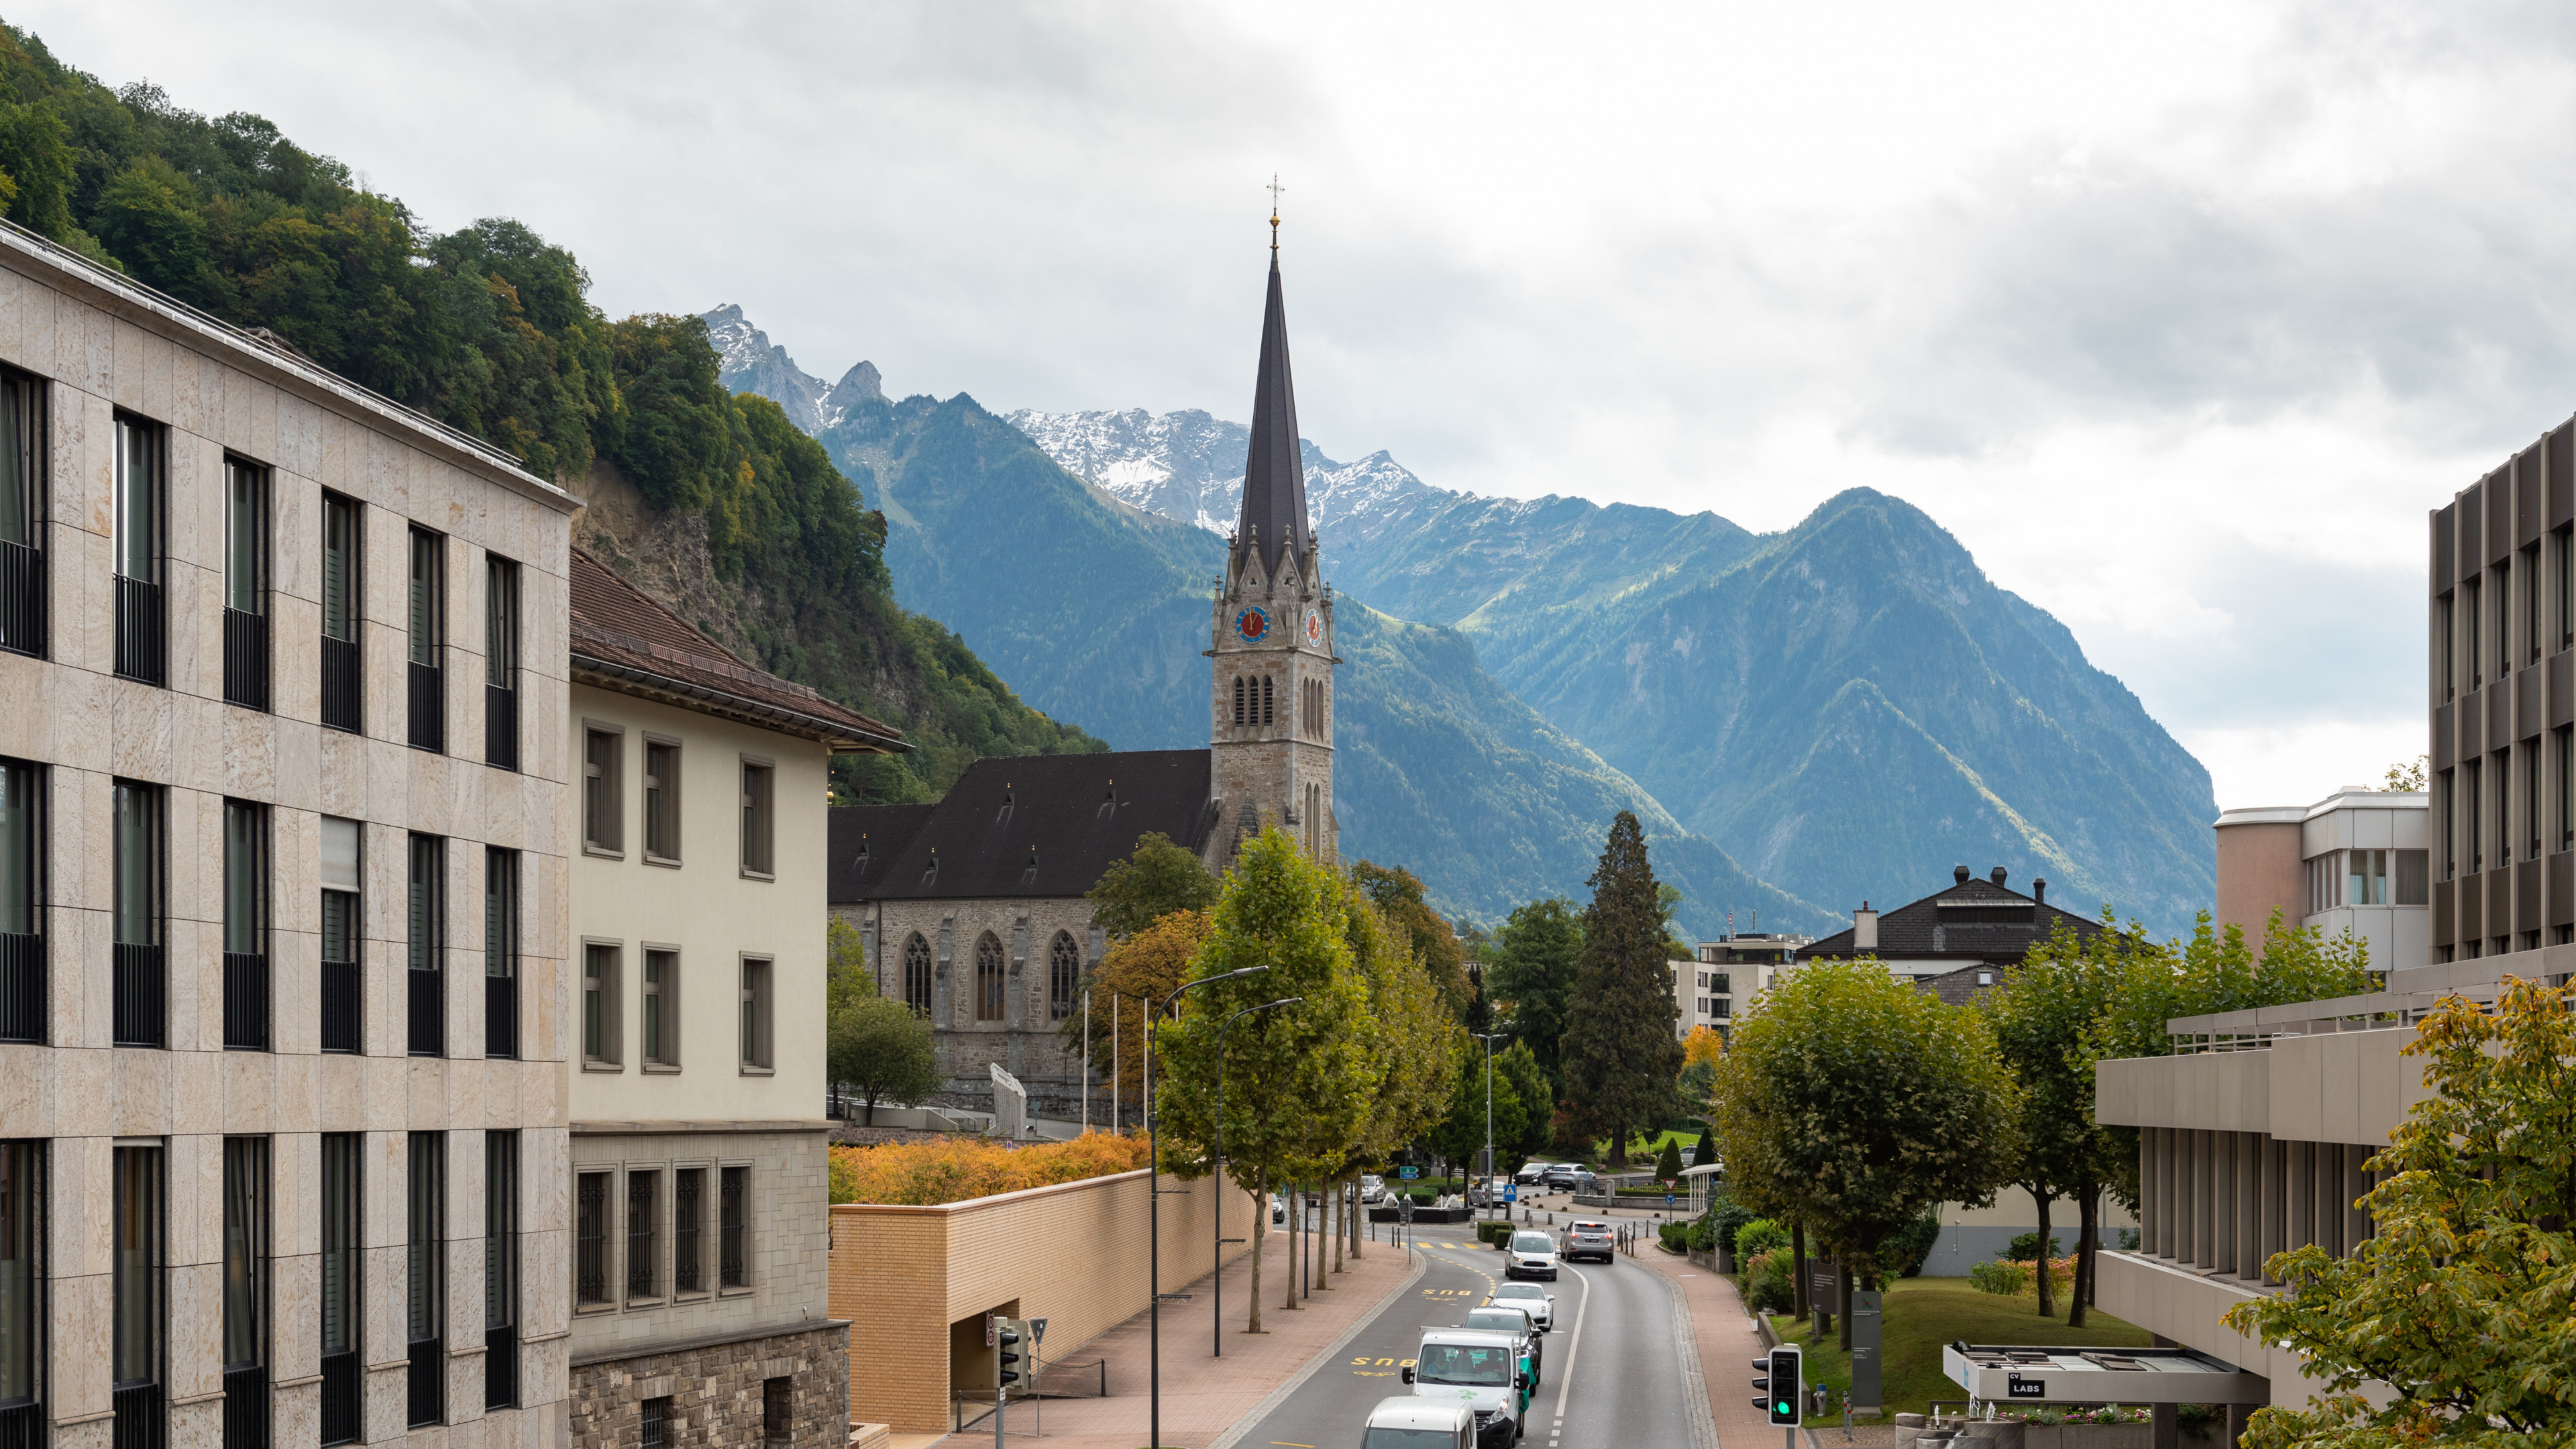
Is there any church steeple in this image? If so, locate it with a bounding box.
[1235,248,1311,578]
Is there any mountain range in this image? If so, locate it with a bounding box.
[710,308,2218,936]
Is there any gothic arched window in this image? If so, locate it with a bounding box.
[1233,675,1246,725]
[1262,675,1274,724]
[903,933,932,1017]
[1049,932,1080,1020]
[975,933,1006,1022]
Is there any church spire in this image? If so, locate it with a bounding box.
[1236,221,1311,578]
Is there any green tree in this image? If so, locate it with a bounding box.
[1344,880,1465,1249]
[1688,1130,1713,1169]
[1653,1136,1684,1183]
[1711,959,2021,1342]
[1432,1042,1528,1179]
[1982,925,2126,1322]
[1087,831,1222,940]
[1559,813,1683,1166]
[2224,976,2576,1448]
[1656,881,1693,961]
[1151,829,1374,1330]
[1351,860,1472,1011]
[1485,897,1582,1085]
[1492,1040,1554,1167]
[828,994,943,1126]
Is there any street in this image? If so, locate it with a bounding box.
[1231,1218,1701,1449]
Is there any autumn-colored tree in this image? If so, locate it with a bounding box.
[2224,975,2576,1447]
[1063,909,1215,1108]
[1351,860,1472,1011]
[1678,1022,1726,1108]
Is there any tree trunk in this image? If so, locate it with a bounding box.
[1791,1221,1809,1318]
[1248,1167,1267,1333]
[1333,1175,1348,1275]
[863,1092,876,1127]
[2068,1185,2095,1328]
[1351,1173,1364,1260]
[2034,1186,2055,1318]
[1283,1179,1300,1311]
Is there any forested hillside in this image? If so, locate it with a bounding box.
[0,23,1097,802]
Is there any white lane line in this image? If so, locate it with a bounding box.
[1551,1264,1595,1426]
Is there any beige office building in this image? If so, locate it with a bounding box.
[0,226,578,1449]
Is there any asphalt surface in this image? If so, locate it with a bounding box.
[1232,1218,1698,1449]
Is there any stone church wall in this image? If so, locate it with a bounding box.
[831,896,1100,1120]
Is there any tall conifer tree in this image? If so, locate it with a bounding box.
[1558,812,1683,1166]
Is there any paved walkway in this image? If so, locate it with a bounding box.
[902,1223,1422,1449]
[1635,1244,1775,1449]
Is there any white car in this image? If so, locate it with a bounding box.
[1360,1174,1387,1203]
[1361,1396,1475,1449]
[1461,1305,1544,1387]
[1503,1230,1560,1282]
[1403,1329,1529,1446]
[1487,1281,1556,1331]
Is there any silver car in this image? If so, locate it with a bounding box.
[1462,1305,1544,1387]
[1561,1218,1615,1263]
[1486,1281,1556,1332]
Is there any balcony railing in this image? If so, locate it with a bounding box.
[0,1399,41,1449]
[112,941,165,1047]
[320,959,360,1054]
[407,967,442,1057]
[407,661,443,753]
[321,635,362,733]
[0,539,40,657]
[111,1383,163,1449]
[222,608,269,711]
[483,1326,516,1411]
[318,1352,359,1447]
[484,684,517,770]
[485,973,515,1059]
[223,951,268,1051]
[406,1338,442,1429]
[221,1365,267,1449]
[114,575,164,686]
[0,931,40,1044]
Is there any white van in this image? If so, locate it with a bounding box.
[1402,1328,1529,1446]
[1358,1396,1475,1449]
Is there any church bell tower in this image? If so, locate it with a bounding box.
[1210,211,1335,865]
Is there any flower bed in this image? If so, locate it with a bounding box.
[828,1130,1151,1205]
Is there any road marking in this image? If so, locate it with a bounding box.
[1271,1442,1317,1447]
[1550,1263,1595,1426]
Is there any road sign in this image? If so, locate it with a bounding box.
[1504,1185,1517,1203]
[1399,1166,1419,1180]
[1030,1316,1049,1344]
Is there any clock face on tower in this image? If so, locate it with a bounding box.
[1235,606,1271,643]
[1305,612,1324,647]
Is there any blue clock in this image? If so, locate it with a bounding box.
[1236,606,1271,643]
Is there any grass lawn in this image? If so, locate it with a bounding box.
[1762,1278,2152,1420]
[1602,1128,1707,1165]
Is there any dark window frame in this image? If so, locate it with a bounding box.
[0,759,44,1045]
[0,366,46,661]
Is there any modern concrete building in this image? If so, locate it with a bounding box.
[2213,790,2428,970]
[1668,934,1814,1039]
[2090,418,2576,1422]
[560,551,902,1449]
[0,224,578,1449]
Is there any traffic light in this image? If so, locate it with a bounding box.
[996,1319,1026,1396]
[1763,1346,1801,1426]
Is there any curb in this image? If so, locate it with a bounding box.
[1661,1268,1722,1449]
[1205,1244,1432,1449]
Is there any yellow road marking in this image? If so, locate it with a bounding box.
[1273,1442,1318,1447]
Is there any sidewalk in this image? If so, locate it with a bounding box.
[902,1226,1421,1449]
[1637,1244,1775,1449]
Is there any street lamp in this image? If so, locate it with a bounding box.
[1214,996,1299,1358]
[1146,963,1269,1449]
[1470,1025,1513,1223]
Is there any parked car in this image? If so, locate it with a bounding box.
[1513,1162,1548,1186]
[1272,1193,1287,1223]
[1467,1176,1514,1208]
[1503,1229,1560,1281]
[1540,1163,1587,1191]
[1561,1220,1616,1263]
[1461,1305,1544,1388]
[1485,1281,1556,1332]
[1361,1396,1476,1449]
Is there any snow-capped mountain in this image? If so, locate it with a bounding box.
[702,305,881,435]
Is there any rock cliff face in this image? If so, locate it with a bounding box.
[705,304,883,435]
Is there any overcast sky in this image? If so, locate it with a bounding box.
[34,0,2576,806]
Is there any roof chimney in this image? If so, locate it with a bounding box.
[1953,865,1971,885]
[2032,878,2047,906]
[1990,866,2008,887]
[1853,902,1878,953]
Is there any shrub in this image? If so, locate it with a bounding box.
[2006,1230,2063,1261]
[1968,1257,2029,1295]
[1656,1221,1690,1252]
[828,1130,1150,1205]
[1741,1247,1794,1313]
[1684,1217,1717,1252]
[1878,1208,1943,1279]
[1734,1218,1790,1263]
[1476,1220,1517,1247]
[1707,1195,1754,1262]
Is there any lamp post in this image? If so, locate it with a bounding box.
[1146,963,1269,1449]
[1214,996,1299,1358]
[1470,1026,1512,1222]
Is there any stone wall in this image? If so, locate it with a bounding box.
[833,897,1098,1114]
[568,1322,849,1449]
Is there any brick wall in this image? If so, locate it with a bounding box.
[567,1322,849,1449]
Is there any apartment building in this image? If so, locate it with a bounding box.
[2212,790,2429,970]
[1668,934,1813,1040]
[561,551,901,1449]
[0,226,578,1449]
[2090,419,2576,1424]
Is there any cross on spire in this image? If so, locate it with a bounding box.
[1268,174,1285,251]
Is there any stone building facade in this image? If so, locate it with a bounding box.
[0,223,578,1449]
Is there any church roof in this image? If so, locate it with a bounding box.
[1792,866,2108,966]
[1235,250,1313,578]
[828,749,1218,903]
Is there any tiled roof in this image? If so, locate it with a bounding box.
[1794,867,2108,965]
[829,750,1217,902]
[568,548,904,751]
[1913,961,2008,1008]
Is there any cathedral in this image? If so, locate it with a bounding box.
[827,233,1337,1118]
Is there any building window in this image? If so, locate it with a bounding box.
[2561,729,2574,853]
[643,742,680,862]
[2395,849,2428,906]
[973,934,1004,1022]
[0,367,43,660]
[1713,972,1730,994]
[740,760,775,877]
[1049,932,1078,1020]
[626,1171,658,1301]
[575,1173,610,1307]
[320,492,362,733]
[318,1134,360,1446]
[221,801,269,1052]
[1261,675,1274,724]
[111,1143,161,1440]
[220,1137,266,1449]
[719,1167,749,1288]
[762,1377,792,1447]
[1,759,44,1044]
[2530,740,2544,861]
[112,780,164,1048]
[2558,527,2574,652]
[407,529,445,753]
[0,1141,42,1424]
[741,958,773,1070]
[2495,752,2512,877]
[1715,997,1731,1019]
[584,945,621,1067]
[584,729,623,854]
[406,1134,443,1428]
[408,836,444,1057]
[2527,542,2544,665]
[320,818,362,1055]
[2467,577,2483,690]
[483,1132,517,1410]
[484,556,519,769]
[643,950,677,1067]
[2467,759,2483,873]
[2346,851,2389,906]
[903,934,932,1016]
[674,1169,706,1296]
[2498,557,2514,678]
[221,458,269,710]
[1232,675,1245,725]
[486,849,517,1059]
[2438,590,2455,700]
[641,1396,672,1449]
[112,414,165,685]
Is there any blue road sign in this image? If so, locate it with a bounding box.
[1504,1185,1517,1203]
[1399,1166,1419,1180]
